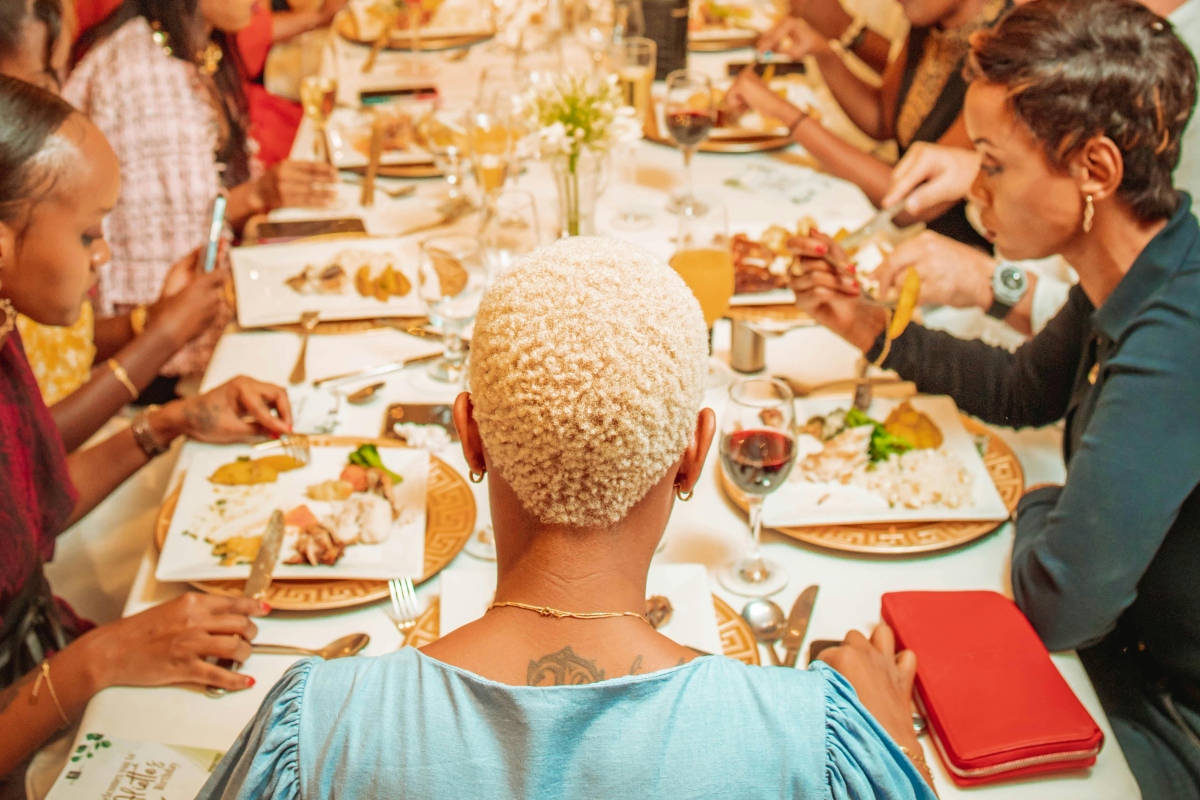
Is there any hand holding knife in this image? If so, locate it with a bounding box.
[206,510,285,697]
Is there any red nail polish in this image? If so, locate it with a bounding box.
[260,601,272,613]
[815,243,828,255]
[246,676,256,687]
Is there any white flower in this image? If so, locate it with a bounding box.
[520,69,639,160]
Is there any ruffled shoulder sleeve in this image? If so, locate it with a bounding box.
[813,662,937,800]
[195,658,317,800]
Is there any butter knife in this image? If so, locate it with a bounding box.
[207,510,285,697]
[780,584,820,669]
[312,351,442,388]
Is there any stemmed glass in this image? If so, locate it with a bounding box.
[718,378,797,596]
[299,75,338,162]
[418,107,469,202]
[468,104,515,201]
[613,0,645,41]
[670,201,734,386]
[609,36,656,230]
[664,70,716,215]
[417,236,488,384]
[481,189,540,277]
[574,0,616,70]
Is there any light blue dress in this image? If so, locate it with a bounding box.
[198,648,935,800]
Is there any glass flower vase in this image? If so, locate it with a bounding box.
[550,148,607,237]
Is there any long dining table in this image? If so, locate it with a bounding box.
[29,28,1142,800]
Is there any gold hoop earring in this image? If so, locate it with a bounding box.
[468,468,486,484]
[1083,194,1095,233]
[675,484,693,502]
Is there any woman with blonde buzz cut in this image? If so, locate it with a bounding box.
[198,236,935,800]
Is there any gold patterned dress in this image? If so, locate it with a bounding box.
[14,303,97,406]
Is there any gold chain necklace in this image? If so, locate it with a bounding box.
[488,601,651,625]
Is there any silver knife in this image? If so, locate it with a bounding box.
[312,352,442,388]
[207,510,286,697]
[780,585,820,668]
[840,200,907,254]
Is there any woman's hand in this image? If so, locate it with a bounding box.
[757,16,833,60]
[147,250,230,349]
[819,623,920,750]
[153,376,293,445]
[787,230,888,350]
[874,231,996,310]
[882,142,982,216]
[252,160,339,211]
[81,593,268,693]
[724,66,804,128]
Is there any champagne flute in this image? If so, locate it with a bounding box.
[610,36,656,230]
[418,107,469,202]
[664,70,716,215]
[417,236,488,384]
[300,75,338,162]
[481,189,540,277]
[468,104,515,200]
[718,378,797,597]
[670,201,734,386]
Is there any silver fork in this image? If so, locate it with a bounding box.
[388,577,421,638]
[254,432,312,466]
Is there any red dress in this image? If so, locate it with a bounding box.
[238,6,304,167]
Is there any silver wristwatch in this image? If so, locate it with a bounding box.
[986,261,1029,319]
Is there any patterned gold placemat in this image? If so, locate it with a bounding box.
[719,416,1024,555]
[154,437,476,610]
[333,15,493,51]
[726,305,813,325]
[263,317,428,336]
[402,594,761,666]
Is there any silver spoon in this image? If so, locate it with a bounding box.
[251,632,370,660]
[344,382,386,405]
[742,598,786,666]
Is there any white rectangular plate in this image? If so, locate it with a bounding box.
[156,443,427,582]
[438,564,723,655]
[325,106,435,170]
[231,237,424,328]
[762,395,1010,527]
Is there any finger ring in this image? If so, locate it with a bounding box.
[788,261,805,278]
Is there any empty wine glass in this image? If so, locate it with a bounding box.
[664,70,716,215]
[574,0,616,70]
[718,378,797,596]
[418,106,469,202]
[417,236,488,384]
[481,189,540,277]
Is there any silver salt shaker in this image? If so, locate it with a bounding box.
[730,320,766,374]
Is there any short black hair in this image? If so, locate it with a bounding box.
[967,0,1198,222]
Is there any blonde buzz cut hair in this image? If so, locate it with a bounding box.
[469,236,709,528]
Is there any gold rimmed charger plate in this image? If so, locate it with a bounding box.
[688,32,758,51]
[153,436,476,610]
[402,595,761,666]
[644,129,794,154]
[334,15,494,51]
[726,305,812,326]
[264,317,428,336]
[719,416,1024,555]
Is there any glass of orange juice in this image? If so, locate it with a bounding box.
[670,201,735,385]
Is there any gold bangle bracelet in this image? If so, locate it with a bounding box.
[129,305,149,336]
[106,358,139,402]
[32,660,71,729]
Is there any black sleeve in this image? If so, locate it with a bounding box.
[869,287,1091,429]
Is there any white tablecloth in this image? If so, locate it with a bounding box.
[37,34,1141,800]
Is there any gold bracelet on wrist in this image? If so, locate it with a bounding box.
[131,403,170,459]
[106,358,139,402]
[129,305,149,336]
[837,14,868,51]
[32,659,72,729]
[787,108,809,136]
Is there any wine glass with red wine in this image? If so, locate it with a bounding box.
[664,70,716,215]
[718,377,796,596]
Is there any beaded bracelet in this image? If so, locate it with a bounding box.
[899,745,937,792]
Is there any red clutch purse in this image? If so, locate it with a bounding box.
[881,590,1104,787]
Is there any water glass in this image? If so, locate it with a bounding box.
[482,189,541,277]
[417,236,488,384]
